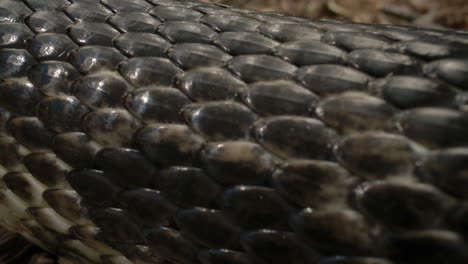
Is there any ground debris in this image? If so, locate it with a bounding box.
[202,0,468,29]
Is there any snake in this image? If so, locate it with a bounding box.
[0,0,468,263]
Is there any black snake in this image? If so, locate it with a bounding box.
[0,0,468,263]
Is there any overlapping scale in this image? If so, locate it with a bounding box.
[29,61,80,96]
[108,12,161,33]
[26,11,74,34]
[168,43,232,69]
[114,32,170,57]
[0,22,33,48]
[69,46,126,74]
[0,0,468,263]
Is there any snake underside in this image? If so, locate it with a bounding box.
[0,0,468,263]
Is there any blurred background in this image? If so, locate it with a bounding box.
[201,0,468,29]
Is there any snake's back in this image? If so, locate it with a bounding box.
[0,0,468,263]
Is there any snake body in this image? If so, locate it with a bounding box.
[0,0,468,263]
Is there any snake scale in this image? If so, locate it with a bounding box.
[0,0,468,263]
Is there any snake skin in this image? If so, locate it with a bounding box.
[0,0,468,263]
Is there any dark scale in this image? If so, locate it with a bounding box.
[145,227,199,264]
[318,257,393,264]
[272,160,354,208]
[395,37,468,60]
[416,148,468,199]
[457,91,468,112]
[364,26,424,42]
[101,0,153,13]
[7,116,56,151]
[252,116,338,160]
[154,166,221,208]
[117,189,177,231]
[81,108,141,147]
[150,0,193,7]
[221,186,294,230]
[51,132,100,169]
[243,80,318,116]
[192,3,231,15]
[200,14,262,32]
[182,101,259,141]
[1,0,468,263]
[167,43,232,69]
[135,123,205,167]
[88,207,146,244]
[43,189,90,225]
[346,49,421,77]
[389,107,468,148]
[124,86,191,123]
[0,23,33,48]
[315,92,397,133]
[307,19,363,33]
[176,67,247,102]
[387,230,468,264]
[73,71,133,109]
[95,147,157,187]
[240,230,320,264]
[259,23,323,42]
[28,33,80,61]
[0,136,25,170]
[108,12,161,33]
[24,0,69,12]
[450,202,468,239]
[198,249,253,264]
[0,79,44,116]
[0,0,32,23]
[0,106,10,135]
[321,31,393,51]
[291,208,378,256]
[147,0,193,6]
[115,244,162,264]
[116,188,177,226]
[0,48,36,78]
[369,76,458,109]
[35,96,89,133]
[200,141,277,185]
[119,57,183,87]
[423,58,468,90]
[69,46,127,74]
[174,207,241,249]
[213,32,279,55]
[68,0,103,3]
[3,172,45,206]
[67,169,120,207]
[227,55,297,83]
[295,64,371,95]
[157,21,217,44]
[67,22,120,46]
[334,132,419,180]
[114,32,171,58]
[442,32,468,45]
[355,181,455,230]
[23,153,69,187]
[65,2,114,23]
[273,41,346,66]
[28,61,81,96]
[149,6,203,22]
[246,12,305,24]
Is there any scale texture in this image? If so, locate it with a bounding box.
[0,0,468,263]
